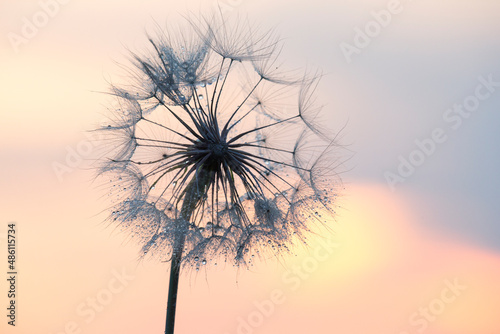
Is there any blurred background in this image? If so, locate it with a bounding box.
[1,0,499,333]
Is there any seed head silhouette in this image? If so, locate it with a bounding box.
[96,13,343,334]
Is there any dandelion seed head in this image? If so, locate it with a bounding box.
[96,13,343,271]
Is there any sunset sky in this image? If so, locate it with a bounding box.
[1,1,500,333]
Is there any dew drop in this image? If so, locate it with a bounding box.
[202,259,207,265]
[198,94,204,100]
[194,256,199,262]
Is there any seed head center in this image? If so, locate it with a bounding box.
[209,142,228,159]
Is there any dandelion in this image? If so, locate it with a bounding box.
[96,13,343,334]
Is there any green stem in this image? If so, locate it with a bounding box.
[164,169,211,334]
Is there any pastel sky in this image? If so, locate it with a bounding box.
[1,1,499,334]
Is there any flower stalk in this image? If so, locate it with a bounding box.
[165,167,212,334]
[165,235,183,334]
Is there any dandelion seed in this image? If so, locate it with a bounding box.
[96,13,343,334]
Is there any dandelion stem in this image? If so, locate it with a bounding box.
[165,168,212,334]
[165,236,184,334]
